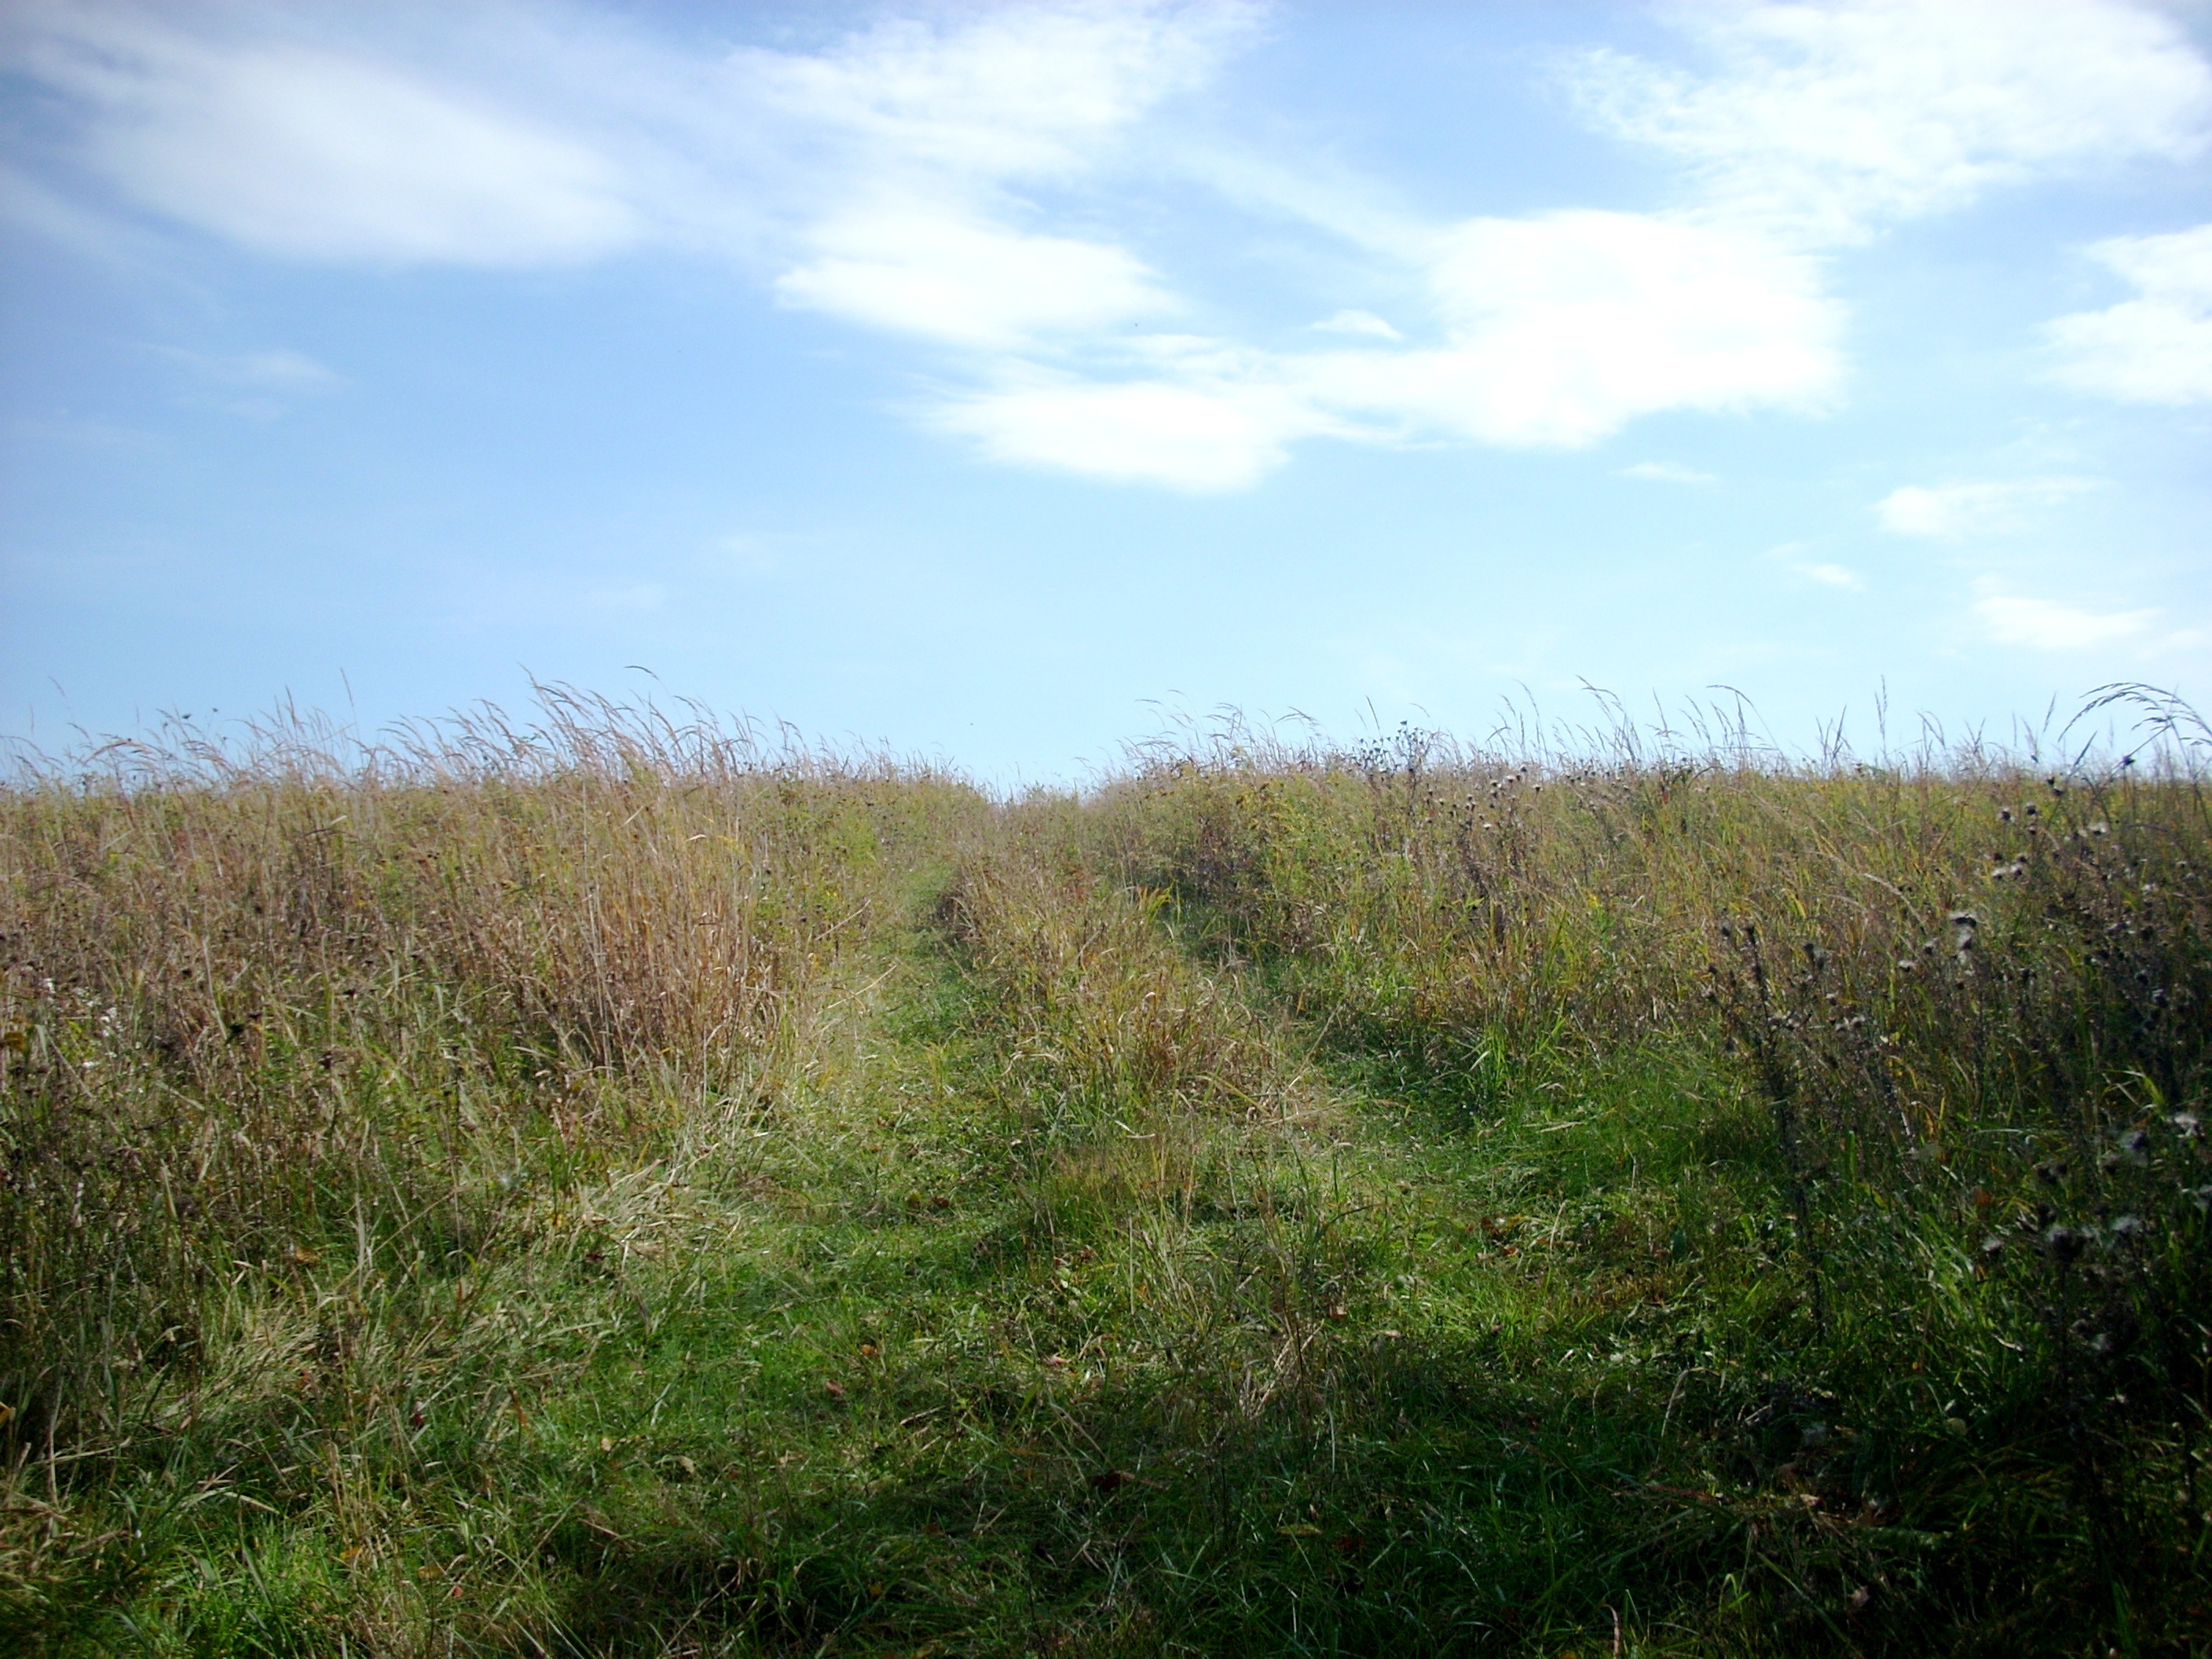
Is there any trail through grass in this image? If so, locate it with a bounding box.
[6,701,2209,1654]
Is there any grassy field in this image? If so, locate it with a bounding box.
[4,690,2210,1657]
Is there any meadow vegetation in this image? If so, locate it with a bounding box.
[3,688,2209,1656]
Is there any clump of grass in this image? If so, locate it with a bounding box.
[936,841,1304,1133]
[0,691,989,1652]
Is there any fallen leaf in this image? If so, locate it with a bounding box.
[1277,1523,1323,1537]
[824,1380,848,1401]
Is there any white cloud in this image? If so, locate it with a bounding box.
[1876,477,2097,537]
[1621,461,1716,483]
[1568,0,2212,244]
[9,1,2208,489]
[16,15,640,265]
[914,209,1839,480]
[1976,593,2159,650]
[1379,211,1840,446]
[1310,309,1403,340]
[775,206,1177,349]
[1767,541,1863,589]
[1801,561,1865,589]
[923,209,1841,482]
[734,2,1254,346]
[931,360,1335,492]
[5,2,1258,357]
[143,342,343,419]
[2045,223,2212,404]
[155,346,342,390]
[732,4,1255,184]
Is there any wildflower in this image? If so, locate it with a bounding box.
[2169,1112,2199,1139]
[2042,1223,2085,1263]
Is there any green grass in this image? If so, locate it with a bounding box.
[4,696,2210,1654]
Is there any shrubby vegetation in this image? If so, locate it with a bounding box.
[4,690,2207,1655]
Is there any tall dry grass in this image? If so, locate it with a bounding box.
[5,688,2210,1655]
[1070,703,2212,1623]
[0,691,983,1468]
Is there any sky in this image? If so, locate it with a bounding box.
[2,0,2209,777]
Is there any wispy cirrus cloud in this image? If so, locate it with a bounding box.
[1564,0,2210,244]
[2045,223,2212,405]
[5,1,2209,490]
[9,8,642,266]
[1875,477,2099,538]
[1975,592,2160,650]
[5,2,1247,350]
[145,344,343,419]
[152,346,342,389]
[1621,461,1717,484]
[1766,541,1865,590]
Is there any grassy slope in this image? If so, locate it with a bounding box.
[4,710,2209,1656]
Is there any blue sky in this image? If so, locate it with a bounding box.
[3,0,2209,775]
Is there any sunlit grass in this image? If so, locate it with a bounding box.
[5,692,2207,1654]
